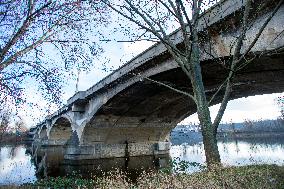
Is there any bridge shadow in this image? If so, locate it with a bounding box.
[26,144,170,182]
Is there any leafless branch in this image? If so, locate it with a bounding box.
[145,77,196,103]
[212,0,252,129]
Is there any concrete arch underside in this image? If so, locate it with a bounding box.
[49,117,72,145]
[39,125,48,140]
[82,54,284,145]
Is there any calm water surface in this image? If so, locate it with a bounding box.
[170,138,284,173]
[0,145,37,185]
[1,137,284,185]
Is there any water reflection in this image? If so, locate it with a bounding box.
[0,145,36,185]
[26,145,169,182]
[170,137,284,173]
[27,145,65,178]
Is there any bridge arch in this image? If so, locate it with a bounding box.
[39,125,48,139]
[34,127,40,139]
[49,116,73,144]
[81,53,284,145]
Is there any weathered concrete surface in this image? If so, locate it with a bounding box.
[47,117,73,146]
[32,0,284,159]
[38,125,48,140]
[26,144,170,179]
[65,142,170,160]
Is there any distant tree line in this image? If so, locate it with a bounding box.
[220,119,284,133]
[177,118,284,133]
[0,103,27,142]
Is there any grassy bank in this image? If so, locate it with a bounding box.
[2,164,284,189]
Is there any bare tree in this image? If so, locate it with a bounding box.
[0,0,108,105]
[0,108,12,141]
[15,117,28,132]
[101,0,283,167]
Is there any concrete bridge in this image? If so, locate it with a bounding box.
[32,0,284,160]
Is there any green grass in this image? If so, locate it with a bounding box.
[2,164,284,189]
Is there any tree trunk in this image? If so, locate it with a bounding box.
[201,120,221,167]
[189,25,221,168]
[195,88,221,168]
[191,65,221,168]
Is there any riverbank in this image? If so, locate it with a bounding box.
[170,130,284,145]
[2,164,283,188]
[217,131,284,139]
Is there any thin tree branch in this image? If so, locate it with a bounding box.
[208,77,229,105]
[212,0,252,130]
[145,77,196,103]
[212,0,283,128]
[0,71,33,81]
[101,0,192,79]
[235,0,284,65]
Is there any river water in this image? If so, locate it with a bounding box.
[1,137,284,185]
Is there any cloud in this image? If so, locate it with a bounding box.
[227,94,280,111]
[122,40,155,62]
[180,92,283,124]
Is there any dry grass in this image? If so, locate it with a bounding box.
[1,164,283,189]
[136,164,284,189]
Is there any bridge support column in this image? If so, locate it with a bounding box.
[64,141,170,160]
[64,122,173,160]
[41,139,69,146]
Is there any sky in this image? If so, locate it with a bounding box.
[16,1,283,127]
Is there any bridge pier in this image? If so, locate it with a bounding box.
[64,141,170,160]
[62,121,174,160]
[41,139,69,146]
[26,144,170,179]
[35,126,171,159]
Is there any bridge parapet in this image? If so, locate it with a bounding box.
[67,91,86,106]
